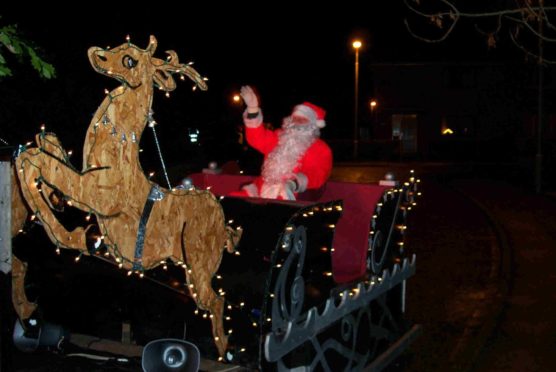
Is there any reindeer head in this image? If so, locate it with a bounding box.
[87,35,207,92]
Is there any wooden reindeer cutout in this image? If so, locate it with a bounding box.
[13,35,239,356]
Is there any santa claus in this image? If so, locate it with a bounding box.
[233,85,332,200]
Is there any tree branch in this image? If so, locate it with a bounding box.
[509,26,556,64]
[0,21,55,79]
[405,0,556,62]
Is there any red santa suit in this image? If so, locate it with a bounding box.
[235,102,333,200]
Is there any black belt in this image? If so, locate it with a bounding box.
[133,185,164,270]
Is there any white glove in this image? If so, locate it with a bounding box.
[283,179,298,201]
[240,85,259,113]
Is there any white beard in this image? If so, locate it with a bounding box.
[260,117,320,198]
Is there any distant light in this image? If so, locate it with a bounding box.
[188,128,200,143]
[370,99,377,109]
[442,128,454,135]
[352,40,362,49]
[233,94,241,103]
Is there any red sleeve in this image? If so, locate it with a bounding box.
[299,140,333,189]
[245,125,279,155]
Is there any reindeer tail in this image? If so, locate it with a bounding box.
[224,226,242,253]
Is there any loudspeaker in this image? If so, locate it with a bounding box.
[12,319,69,352]
[142,338,200,372]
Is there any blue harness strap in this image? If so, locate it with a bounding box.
[133,185,165,270]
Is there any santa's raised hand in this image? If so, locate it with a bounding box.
[240,85,259,114]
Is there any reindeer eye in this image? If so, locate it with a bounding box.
[122,55,137,69]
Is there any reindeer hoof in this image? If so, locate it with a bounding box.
[35,133,67,159]
[20,311,42,339]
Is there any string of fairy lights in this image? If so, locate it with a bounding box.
[12,35,241,357]
[18,136,238,268]
[17,142,421,361]
[11,34,423,363]
[18,132,422,357]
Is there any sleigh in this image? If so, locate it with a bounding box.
[181,171,421,370]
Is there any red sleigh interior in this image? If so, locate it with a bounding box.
[189,173,388,284]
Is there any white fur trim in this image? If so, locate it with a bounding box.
[316,119,326,128]
[292,105,317,123]
[242,183,259,197]
[294,172,309,193]
[243,110,263,128]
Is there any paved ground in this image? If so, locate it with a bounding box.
[400,178,503,371]
[459,180,556,372]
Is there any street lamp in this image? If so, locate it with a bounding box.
[352,40,362,159]
[370,99,377,135]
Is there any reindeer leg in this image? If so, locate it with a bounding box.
[29,133,72,212]
[209,296,227,357]
[172,194,237,357]
[15,150,88,249]
[20,150,121,217]
[12,255,37,320]
[187,267,228,357]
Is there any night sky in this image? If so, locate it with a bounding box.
[0,4,526,174]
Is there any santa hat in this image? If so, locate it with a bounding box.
[292,102,326,128]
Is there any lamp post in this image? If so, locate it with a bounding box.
[536,3,544,194]
[352,40,362,159]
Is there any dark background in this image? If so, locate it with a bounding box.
[0,3,529,180]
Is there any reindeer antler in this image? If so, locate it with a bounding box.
[152,50,208,92]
